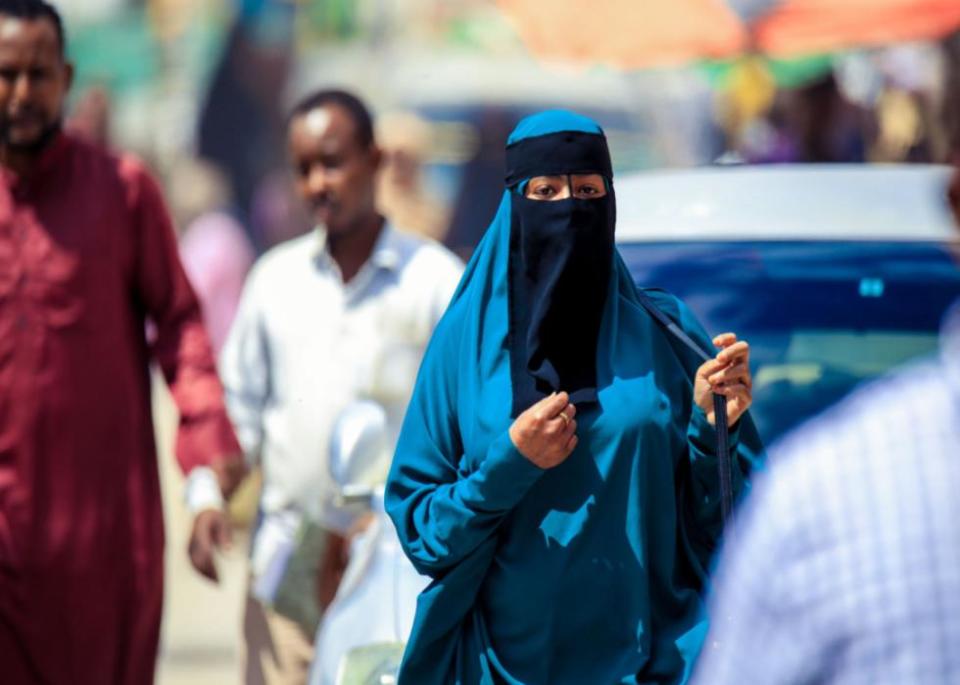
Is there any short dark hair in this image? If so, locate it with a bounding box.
[288,89,375,148]
[0,0,65,57]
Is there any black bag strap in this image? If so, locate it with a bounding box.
[633,288,734,523]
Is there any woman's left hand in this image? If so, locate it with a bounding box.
[694,333,753,427]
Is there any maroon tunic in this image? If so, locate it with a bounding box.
[0,133,241,684]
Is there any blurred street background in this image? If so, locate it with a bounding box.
[153,380,250,684]
[59,0,960,258]
[51,1,960,682]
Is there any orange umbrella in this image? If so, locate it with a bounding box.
[497,0,960,69]
[497,0,747,69]
[754,0,960,57]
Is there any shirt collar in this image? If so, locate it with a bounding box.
[312,220,403,273]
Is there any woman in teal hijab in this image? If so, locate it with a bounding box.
[385,111,762,684]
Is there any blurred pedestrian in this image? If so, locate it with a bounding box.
[385,110,763,685]
[693,161,960,684]
[785,71,870,163]
[218,89,463,685]
[169,157,255,355]
[0,2,245,684]
[197,9,292,234]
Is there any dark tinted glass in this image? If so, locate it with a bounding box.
[620,240,960,442]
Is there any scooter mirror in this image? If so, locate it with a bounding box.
[329,400,390,504]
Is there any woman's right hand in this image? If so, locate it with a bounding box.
[509,391,578,469]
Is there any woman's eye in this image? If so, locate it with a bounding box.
[534,186,555,197]
[573,176,609,198]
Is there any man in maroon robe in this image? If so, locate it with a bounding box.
[0,2,245,682]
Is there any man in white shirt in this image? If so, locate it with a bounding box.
[210,89,463,685]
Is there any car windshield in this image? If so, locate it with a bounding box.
[620,240,960,444]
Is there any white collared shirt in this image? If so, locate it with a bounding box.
[207,223,463,529]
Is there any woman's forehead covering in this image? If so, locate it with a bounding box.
[507,110,603,144]
[504,110,611,187]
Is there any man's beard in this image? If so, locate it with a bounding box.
[0,118,63,155]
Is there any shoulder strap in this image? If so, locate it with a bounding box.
[633,289,734,523]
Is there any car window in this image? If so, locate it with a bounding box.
[621,240,960,443]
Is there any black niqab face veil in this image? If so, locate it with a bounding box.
[505,129,616,417]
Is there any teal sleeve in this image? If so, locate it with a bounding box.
[385,321,544,578]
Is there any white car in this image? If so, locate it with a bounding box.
[616,164,960,443]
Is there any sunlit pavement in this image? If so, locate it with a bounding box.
[153,378,249,685]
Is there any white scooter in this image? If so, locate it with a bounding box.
[308,401,430,685]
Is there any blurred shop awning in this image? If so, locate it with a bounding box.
[497,0,747,69]
[752,0,960,56]
[497,0,960,68]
